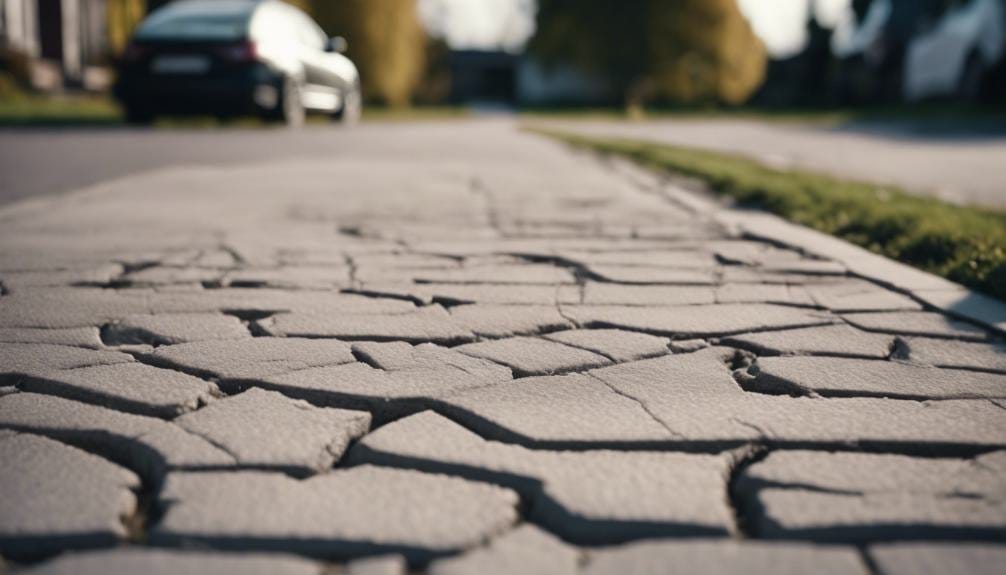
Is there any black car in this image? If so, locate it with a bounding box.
[114,0,361,125]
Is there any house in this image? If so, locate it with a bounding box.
[1,0,142,90]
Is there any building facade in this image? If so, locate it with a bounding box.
[2,0,115,89]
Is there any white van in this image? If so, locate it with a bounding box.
[904,0,1005,101]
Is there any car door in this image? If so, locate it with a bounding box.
[287,8,356,111]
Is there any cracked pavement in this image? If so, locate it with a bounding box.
[0,120,1004,574]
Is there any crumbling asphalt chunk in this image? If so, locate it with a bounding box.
[250,342,511,420]
[0,327,103,348]
[259,306,476,345]
[223,266,350,290]
[721,324,894,359]
[435,348,1006,450]
[149,465,519,563]
[20,548,325,575]
[843,311,989,341]
[747,356,1006,400]
[736,450,1006,542]
[351,411,735,542]
[427,524,579,575]
[17,362,221,418]
[0,288,416,329]
[174,388,370,476]
[101,313,251,346]
[456,337,612,376]
[868,542,1006,575]
[804,280,922,313]
[0,393,234,484]
[448,304,573,339]
[543,329,671,363]
[582,539,866,575]
[894,337,1006,374]
[436,373,676,447]
[0,343,133,385]
[0,432,140,557]
[585,265,717,285]
[148,337,356,382]
[410,263,576,285]
[581,283,715,306]
[565,304,835,338]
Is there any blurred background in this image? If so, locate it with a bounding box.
[2,0,1005,112]
[1,0,1004,298]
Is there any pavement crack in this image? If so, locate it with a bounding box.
[349,346,385,371]
[728,417,771,443]
[724,443,769,539]
[585,372,686,441]
[470,177,503,235]
[167,424,243,467]
[857,547,883,575]
[343,254,359,287]
[544,336,619,364]
[341,287,427,306]
[218,243,247,266]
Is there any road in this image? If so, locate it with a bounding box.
[0,120,1004,573]
[543,117,1006,208]
[0,125,360,206]
[4,116,1006,209]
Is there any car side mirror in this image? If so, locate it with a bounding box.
[327,36,348,54]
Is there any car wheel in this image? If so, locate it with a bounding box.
[333,85,362,125]
[270,77,305,127]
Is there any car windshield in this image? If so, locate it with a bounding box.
[136,5,252,41]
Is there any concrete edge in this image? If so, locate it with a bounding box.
[552,131,1004,335]
[714,208,1006,335]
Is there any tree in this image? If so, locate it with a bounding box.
[529,0,767,107]
[107,0,147,56]
[310,0,427,107]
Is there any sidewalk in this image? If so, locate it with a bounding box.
[1,120,1003,574]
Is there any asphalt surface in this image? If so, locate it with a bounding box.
[3,116,1006,209]
[0,125,358,206]
[0,120,1004,573]
[543,118,1006,208]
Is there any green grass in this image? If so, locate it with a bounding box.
[361,105,470,122]
[520,106,859,125]
[532,127,1006,301]
[0,93,122,126]
[0,71,467,128]
[0,95,467,127]
[520,103,1006,127]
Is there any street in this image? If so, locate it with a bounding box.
[4,116,1006,208]
[0,120,1004,573]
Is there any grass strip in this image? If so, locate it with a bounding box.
[532,127,1006,301]
[0,94,122,126]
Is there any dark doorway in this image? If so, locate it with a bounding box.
[38,0,64,62]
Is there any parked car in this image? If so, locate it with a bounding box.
[114,0,361,125]
[904,0,1005,101]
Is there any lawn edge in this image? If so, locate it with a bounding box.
[529,126,1006,334]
